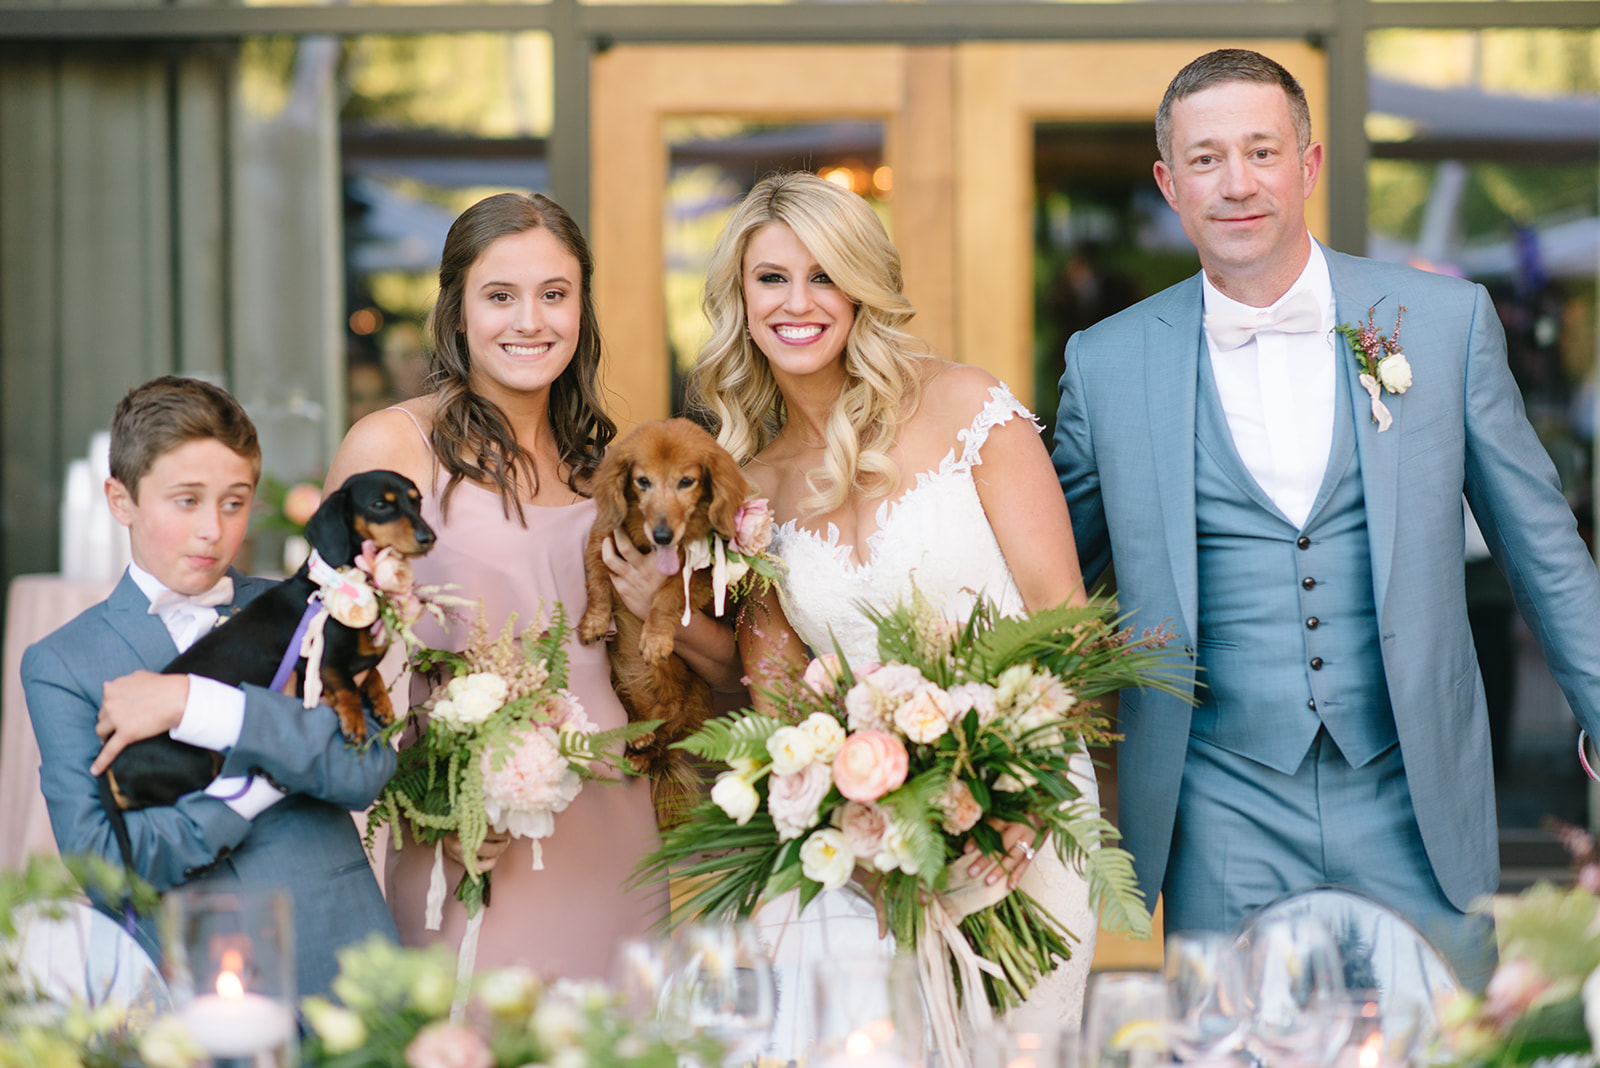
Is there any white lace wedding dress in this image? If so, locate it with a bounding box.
[754,384,1099,1060]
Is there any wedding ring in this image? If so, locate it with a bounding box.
[1019,842,1037,861]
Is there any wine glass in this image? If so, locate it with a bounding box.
[1162,931,1247,1063]
[1235,917,1352,1068]
[810,951,924,1068]
[612,936,674,1026]
[1082,971,1172,1068]
[662,922,776,1068]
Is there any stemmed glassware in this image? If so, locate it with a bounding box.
[1162,930,1248,1063]
[660,922,776,1068]
[1082,971,1172,1068]
[1235,917,1352,1068]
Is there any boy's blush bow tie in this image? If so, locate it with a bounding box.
[1204,289,1323,350]
[147,577,234,616]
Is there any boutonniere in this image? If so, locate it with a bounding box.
[1337,305,1412,432]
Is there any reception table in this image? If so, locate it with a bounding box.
[0,575,115,871]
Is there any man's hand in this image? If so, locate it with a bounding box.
[443,829,513,875]
[91,671,191,775]
[601,528,672,620]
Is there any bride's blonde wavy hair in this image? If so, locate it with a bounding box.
[689,172,924,519]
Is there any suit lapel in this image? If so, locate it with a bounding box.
[1327,246,1403,617]
[105,570,181,666]
[1145,277,1202,639]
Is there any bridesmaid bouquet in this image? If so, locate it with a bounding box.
[636,591,1192,1057]
[366,607,650,926]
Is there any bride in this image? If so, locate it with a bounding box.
[690,172,1102,1056]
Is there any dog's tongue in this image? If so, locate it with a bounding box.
[655,547,682,577]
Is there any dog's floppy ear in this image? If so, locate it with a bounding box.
[303,487,354,564]
[703,441,748,539]
[589,449,631,538]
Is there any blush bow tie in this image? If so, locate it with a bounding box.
[147,576,235,616]
[1204,289,1323,351]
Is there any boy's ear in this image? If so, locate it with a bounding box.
[105,478,135,528]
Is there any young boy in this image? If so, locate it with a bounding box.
[22,375,398,999]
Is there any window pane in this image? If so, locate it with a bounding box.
[1368,28,1600,836]
[663,119,886,413]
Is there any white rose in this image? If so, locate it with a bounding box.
[532,999,588,1049]
[711,769,760,825]
[1377,352,1412,393]
[1582,966,1600,1052]
[476,966,540,1017]
[948,682,1000,727]
[882,821,920,876]
[301,998,368,1055]
[766,725,818,774]
[799,712,846,762]
[799,827,855,890]
[431,673,509,731]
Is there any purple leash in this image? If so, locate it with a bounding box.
[271,597,324,695]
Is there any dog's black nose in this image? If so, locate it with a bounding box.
[414,524,435,547]
[652,523,674,546]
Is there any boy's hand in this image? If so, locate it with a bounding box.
[91,671,191,775]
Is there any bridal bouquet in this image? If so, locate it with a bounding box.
[366,607,650,931]
[636,592,1191,1059]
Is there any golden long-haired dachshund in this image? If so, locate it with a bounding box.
[579,418,751,824]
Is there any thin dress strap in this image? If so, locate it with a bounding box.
[955,383,1040,470]
[385,405,433,454]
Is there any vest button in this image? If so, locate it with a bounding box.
[1308,699,1317,711]
[1297,536,1311,549]
[1306,617,1319,629]
[1302,577,1316,590]
[1310,657,1324,670]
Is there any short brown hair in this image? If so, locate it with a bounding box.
[109,376,261,499]
[1157,49,1312,164]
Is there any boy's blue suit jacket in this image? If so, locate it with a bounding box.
[21,567,399,998]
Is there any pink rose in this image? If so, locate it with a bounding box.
[836,800,889,858]
[283,482,323,528]
[802,654,845,696]
[832,729,908,803]
[768,763,833,841]
[404,1024,493,1068]
[933,779,983,835]
[843,664,930,731]
[732,498,775,554]
[1483,959,1550,1026]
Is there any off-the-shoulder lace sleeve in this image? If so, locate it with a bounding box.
[955,383,1041,469]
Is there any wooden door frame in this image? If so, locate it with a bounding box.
[591,43,957,429]
[954,39,1328,410]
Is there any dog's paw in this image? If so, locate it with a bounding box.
[639,627,675,664]
[577,609,611,646]
[331,691,369,744]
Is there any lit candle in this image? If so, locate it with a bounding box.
[178,960,294,1058]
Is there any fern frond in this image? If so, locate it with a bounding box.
[672,711,781,762]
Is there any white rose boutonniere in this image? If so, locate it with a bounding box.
[1337,304,1409,432]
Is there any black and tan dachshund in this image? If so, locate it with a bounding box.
[100,469,435,815]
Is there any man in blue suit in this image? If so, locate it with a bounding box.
[1051,49,1600,990]
[23,375,398,999]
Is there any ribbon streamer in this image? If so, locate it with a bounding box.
[299,605,331,709]
[425,840,447,932]
[1358,374,1394,432]
[451,910,485,1022]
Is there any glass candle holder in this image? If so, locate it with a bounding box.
[163,888,298,1068]
[809,952,925,1068]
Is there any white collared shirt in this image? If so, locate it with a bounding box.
[126,563,283,819]
[1202,240,1338,530]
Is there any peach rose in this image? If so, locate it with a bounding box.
[933,779,983,835]
[732,498,775,554]
[832,729,908,803]
[802,654,845,696]
[404,1024,493,1068]
[893,684,955,744]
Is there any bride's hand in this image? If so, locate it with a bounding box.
[964,818,1043,888]
[442,829,513,874]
